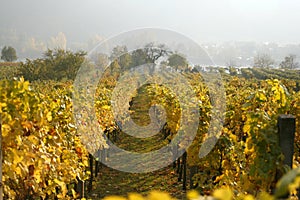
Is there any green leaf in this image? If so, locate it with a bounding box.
[275,167,300,198]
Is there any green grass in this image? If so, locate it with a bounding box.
[87,132,187,199]
[87,84,187,199]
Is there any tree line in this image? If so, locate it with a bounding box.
[1,44,299,82]
[253,53,299,69]
[15,43,189,81]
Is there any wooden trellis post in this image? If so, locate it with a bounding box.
[276,114,297,198]
[278,114,296,168]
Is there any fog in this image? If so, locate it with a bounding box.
[1,0,300,43]
[1,0,300,63]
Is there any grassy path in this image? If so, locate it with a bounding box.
[87,132,187,199]
[87,84,187,199]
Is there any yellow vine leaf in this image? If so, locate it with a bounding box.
[148,190,175,200]
[242,195,255,200]
[34,172,42,183]
[187,190,199,200]
[28,135,39,146]
[12,149,23,165]
[257,91,267,101]
[0,102,7,109]
[243,124,251,134]
[103,196,127,200]
[102,105,111,110]
[214,174,225,183]
[128,193,144,200]
[71,189,78,198]
[54,178,64,187]
[15,166,22,176]
[46,111,52,122]
[213,187,233,200]
[1,124,10,137]
[258,191,274,200]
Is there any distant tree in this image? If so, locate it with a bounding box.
[90,53,109,68]
[110,60,121,75]
[19,49,86,81]
[118,53,132,71]
[167,53,188,71]
[218,67,226,75]
[1,46,18,62]
[253,54,274,68]
[143,43,171,74]
[107,43,173,74]
[229,66,238,76]
[110,45,128,61]
[130,49,149,66]
[280,54,299,69]
[110,45,132,71]
[48,32,67,50]
[144,43,171,64]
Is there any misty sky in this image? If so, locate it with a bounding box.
[1,0,300,44]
